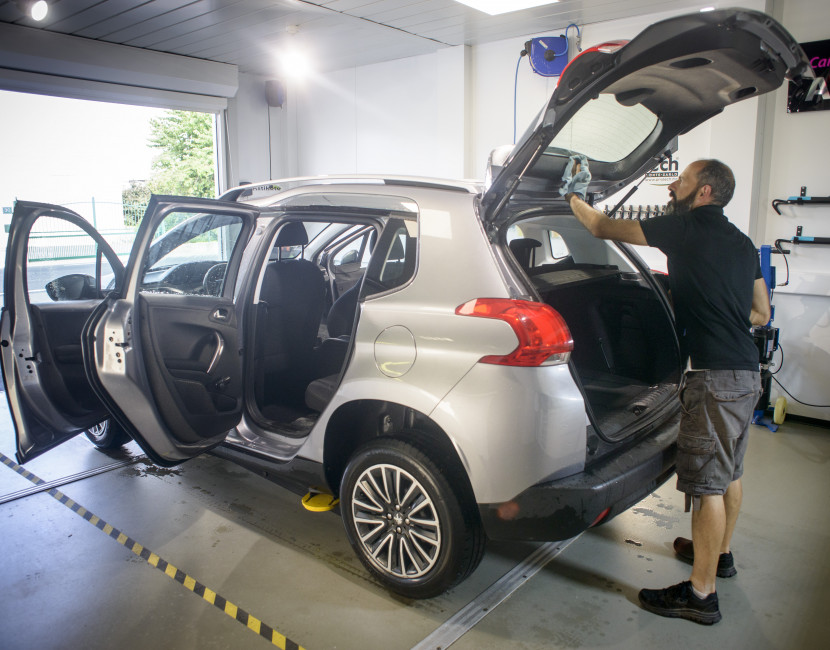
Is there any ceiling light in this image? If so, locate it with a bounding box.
[16,1,48,21]
[279,49,312,79]
[454,1,559,16]
[700,6,716,11]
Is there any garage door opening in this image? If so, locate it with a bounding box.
[0,90,219,303]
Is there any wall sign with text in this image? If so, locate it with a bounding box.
[788,39,830,113]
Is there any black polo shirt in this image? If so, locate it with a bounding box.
[640,204,762,371]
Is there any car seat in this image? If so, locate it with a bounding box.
[255,222,326,409]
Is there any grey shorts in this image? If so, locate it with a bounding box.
[676,369,761,497]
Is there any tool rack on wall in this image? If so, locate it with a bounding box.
[772,187,830,246]
[604,204,666,220]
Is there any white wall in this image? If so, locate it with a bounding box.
[225,73,272,188]
[756,0,830,420]
[293,46,470,179]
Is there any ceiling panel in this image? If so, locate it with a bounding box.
[119,2,292,47]
[0,0,708,77]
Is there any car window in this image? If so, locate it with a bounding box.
[506,224,570,267]
[333,230,372,270]
[517,214,639,270]
[548,231,570,259]
[364,218,417,295]
[548,93,658,162]
[25,215,117,304]
[140,212,244,296]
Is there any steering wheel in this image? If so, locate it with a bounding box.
[154,286,185,295]
[203,263,227,296]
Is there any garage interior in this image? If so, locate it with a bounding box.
[1,1,829,648]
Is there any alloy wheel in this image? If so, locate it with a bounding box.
[349,463,441,579]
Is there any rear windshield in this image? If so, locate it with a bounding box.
[548,93,658,162]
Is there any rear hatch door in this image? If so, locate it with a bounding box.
[481,8,813,223]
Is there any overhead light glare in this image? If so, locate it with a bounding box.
[31,0,47,20]
[279,49,312,80]
[16,1,48,21]
[700,6,716,12]
[453,1,559,16]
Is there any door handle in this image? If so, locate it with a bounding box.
[206,331,224,374]
[212,307,230,321]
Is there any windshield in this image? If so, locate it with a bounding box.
[549,92,658,162]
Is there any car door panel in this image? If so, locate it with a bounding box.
[138,294,241,440]
[29,302,104,416]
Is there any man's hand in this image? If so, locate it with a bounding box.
[559,155,591,199]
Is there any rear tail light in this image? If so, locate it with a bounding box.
[596,40,628,53]
[456,298,573,367]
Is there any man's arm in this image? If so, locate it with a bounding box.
[750,277,771,326]
[567,194,649,246]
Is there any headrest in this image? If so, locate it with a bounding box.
[276,221,308,247]
[508,238,542,252]
[509,238,542,269]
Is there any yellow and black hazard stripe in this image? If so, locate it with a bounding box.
[1,452,303,650]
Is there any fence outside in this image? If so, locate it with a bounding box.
[3,200,164,262]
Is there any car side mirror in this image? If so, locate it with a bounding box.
[45,274,99,301]
[338,250,360,266]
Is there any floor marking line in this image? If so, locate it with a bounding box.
[411,535,583,650]
[0,456,143,505]
[0,451,306,650]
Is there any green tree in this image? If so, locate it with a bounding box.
[121,179,151,227]
[147,110,216,198]
[121,110,216,228]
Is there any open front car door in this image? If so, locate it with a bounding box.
[83,196,258,466]
[1,202,126,462]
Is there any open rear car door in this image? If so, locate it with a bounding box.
[82,196,258,466]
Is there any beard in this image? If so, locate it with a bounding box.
[665,188,698,215]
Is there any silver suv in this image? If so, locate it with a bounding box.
[2,10,810,598]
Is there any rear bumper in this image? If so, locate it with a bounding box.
[479,411,679,541]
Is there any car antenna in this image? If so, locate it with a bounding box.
[606,150,671,218]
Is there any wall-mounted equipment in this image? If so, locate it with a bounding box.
[513,23,581,141]
[772,186,830,214]
[525,36,570,77]
[265,80,286,108]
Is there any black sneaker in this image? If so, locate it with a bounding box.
[673,537,737,578]
[638,581,722,625]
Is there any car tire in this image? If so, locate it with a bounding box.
[84,419,131,450]
[340,436,485,599]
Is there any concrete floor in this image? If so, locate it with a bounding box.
[1,403,828,650]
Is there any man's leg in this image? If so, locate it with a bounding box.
[689,494,726,595]
[721,477,742,554]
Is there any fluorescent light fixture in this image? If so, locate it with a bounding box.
[454,1,559,16]
[699,6,716,11]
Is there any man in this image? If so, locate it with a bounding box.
[561,157,770,625]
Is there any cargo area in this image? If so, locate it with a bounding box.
[529,263,681,440]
